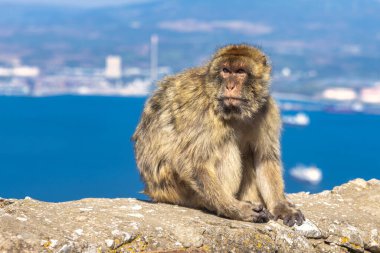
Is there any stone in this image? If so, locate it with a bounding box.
[0,178,380,252]
[366,229,380,253]
[294,219,323,239]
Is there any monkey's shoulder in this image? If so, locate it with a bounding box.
[138,74,210,134]
[251,96,282,136]
[157,66,206,90]
[262,97,281,118]
[147,67,209,114]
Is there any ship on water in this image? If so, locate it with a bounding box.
[282,112,310,126]
[289,165,322,185]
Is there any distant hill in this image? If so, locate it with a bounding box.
[0,0,379,83]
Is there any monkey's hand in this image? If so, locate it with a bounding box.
[271,201,305,227]
[230,201,271,223]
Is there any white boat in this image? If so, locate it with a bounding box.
[282,112,310,126]
[289,165,322,185]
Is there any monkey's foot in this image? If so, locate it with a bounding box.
[253,204,273,223]
[232,202,271,223]
[271,201,305,227]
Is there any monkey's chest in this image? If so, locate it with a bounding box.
[216,141,243,196]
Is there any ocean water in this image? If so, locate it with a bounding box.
[0,96,379,202]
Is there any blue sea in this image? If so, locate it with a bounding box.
[0,96,379,202]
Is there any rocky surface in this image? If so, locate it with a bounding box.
[1,178,380,253]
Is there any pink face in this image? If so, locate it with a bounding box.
[219,61,249,107]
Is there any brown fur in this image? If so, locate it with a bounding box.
[133,44,304,226]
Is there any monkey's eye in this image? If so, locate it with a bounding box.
[236,69,246,74]
[222,68,231,73]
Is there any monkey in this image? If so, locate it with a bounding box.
[132,44,305,226]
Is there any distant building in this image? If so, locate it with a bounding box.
[0,67,12,77]
[360,85,380,104]
[281,67,291,77]
[0,66,40,78]
[322,87,357,101]
[105,55,122,79]
[13,66,40,77]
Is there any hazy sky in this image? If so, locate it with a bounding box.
[0,0,155,7]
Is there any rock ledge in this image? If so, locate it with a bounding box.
[1,178,380,252]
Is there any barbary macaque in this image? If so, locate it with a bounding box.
[133,44,304,226]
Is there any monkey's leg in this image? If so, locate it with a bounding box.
[238,155,264,204]
[237,158,273,220]
[239,180,262,203]
[187,166,270,223]
[256,159,305,226]
[143,162,196,207]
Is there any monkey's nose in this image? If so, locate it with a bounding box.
[226,83,237,90]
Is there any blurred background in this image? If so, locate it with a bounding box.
[0,0,379,202]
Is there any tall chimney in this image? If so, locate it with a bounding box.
[150,34,159,82]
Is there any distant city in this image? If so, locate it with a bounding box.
[1,36,380,115]
[0,35,171,97]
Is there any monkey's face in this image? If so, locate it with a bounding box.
[208,52,271,121]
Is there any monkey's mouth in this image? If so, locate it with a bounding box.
[217,96,249,116]
[217,96,249,107]
[217,96,249,102]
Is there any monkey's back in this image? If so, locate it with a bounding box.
[132,67,229,205]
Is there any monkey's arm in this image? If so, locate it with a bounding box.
[187,165,270,223]
[256,159,304,226]
[254,99,305,226]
